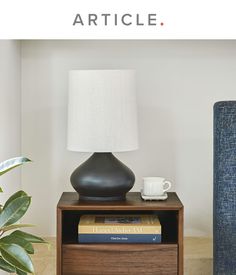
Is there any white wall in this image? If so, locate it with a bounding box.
[21,40,236,237]
[0,40,21,202]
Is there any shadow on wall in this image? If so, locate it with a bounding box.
[117,105,177,192]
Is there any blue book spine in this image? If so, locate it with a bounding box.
[78,234,161,243]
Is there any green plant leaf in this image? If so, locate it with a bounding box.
[3,191,28,210]
[16,268,27,275]
[1,235,34,254]
[0,256,16,272]
[1,224,34,233]
[11,230,47,244]
[0,157,31,176]
[0,243,34,273]
[0,196,31,227]
[0,187,3,193]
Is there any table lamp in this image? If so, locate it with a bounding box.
[67,70,138,201]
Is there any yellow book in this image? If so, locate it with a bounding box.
[78,214,161,234]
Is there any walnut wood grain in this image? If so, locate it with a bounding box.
[57,192,184,275]
[57,192,183,211]
[178,207,184,275]
[62,244,178,275]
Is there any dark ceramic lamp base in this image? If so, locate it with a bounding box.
[79,195,126,202]
[70,153,135,202]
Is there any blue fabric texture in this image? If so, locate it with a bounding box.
[214,101,236,275]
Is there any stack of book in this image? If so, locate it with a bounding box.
[78,214,161,243]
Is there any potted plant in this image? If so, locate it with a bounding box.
[0,157,47,274]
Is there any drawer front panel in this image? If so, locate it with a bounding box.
[62,244,178,275]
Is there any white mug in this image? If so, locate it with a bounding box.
[143,177,172,196]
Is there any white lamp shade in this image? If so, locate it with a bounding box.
[67,70,138,152]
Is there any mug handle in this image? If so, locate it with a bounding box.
[163,180,171,192]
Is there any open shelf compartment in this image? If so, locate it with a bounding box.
[61,209,179,245]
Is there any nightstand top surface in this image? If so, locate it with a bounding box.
[57,192,183,210]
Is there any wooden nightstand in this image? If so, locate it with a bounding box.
[57,192,184,275]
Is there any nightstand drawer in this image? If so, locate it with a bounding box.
[62,244,178,275]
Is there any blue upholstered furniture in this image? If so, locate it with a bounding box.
[214,101,236,275]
